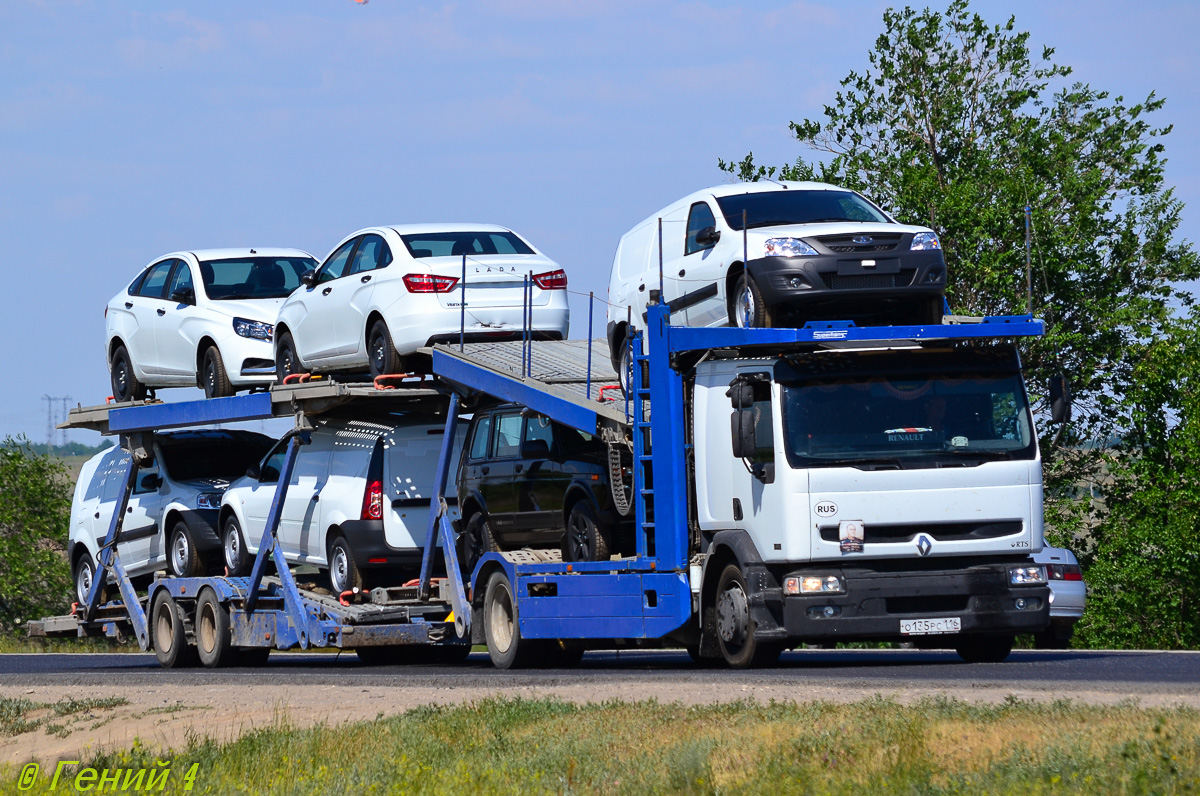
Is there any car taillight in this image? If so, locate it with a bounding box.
[1047,564,1084,581]
[532,269,567,290]
[361,479,383,520]
[403,274,459,293]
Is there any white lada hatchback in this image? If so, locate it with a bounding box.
[273,224,569,379]
[106,249,318,401]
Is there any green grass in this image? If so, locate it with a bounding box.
[0,635,135,653]
[0,696,128,738]
[3,696,1198,794]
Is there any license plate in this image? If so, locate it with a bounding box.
[900,617,961,635]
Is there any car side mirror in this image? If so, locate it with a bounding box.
[300,270,316,288]
[139,473,163,491]
[245,464,261,480]
[695,226,721,247]
[170,287,195,305]
[1049,374,1072,424]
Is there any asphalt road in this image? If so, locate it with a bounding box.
[2,649,1197,696]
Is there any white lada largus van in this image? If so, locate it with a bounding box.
[606,182,947,375]
[219,415,467,593]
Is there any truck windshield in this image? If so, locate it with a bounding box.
[779,368,1036,467]
[716,190,891,230]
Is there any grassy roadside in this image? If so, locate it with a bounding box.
[3,696,1198,794]
[0,636,134,654]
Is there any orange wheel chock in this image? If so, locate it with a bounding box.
[597,385,622,402]
[373,374,415,390]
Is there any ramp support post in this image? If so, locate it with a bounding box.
[418,395,461,602]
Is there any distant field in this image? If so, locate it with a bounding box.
[2,696,1196,794]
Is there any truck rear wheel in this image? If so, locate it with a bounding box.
[196,588,237,668]
[713,563,781,668]
[955,634,1014,663]
[484,570,533,669]
[151,590,197,669]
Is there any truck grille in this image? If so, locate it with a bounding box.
[820,269,916,291]
[819,521,1022,544]
[815,233,903,253]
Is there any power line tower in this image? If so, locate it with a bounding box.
[42,395,72,450]
[43,395,54,449]
[59,396,72,448]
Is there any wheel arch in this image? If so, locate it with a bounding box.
[724,260,746,319]
[560,483,597,527]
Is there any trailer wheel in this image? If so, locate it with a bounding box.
[712,563,779,668]
[562,501,611,562]
[74,551,105,605]
[150,590,197,669]
[483,570,532,669]
[955,634,1014,663]
[196,588,237,668]
[168,520,203,578]
[223,515,251,576]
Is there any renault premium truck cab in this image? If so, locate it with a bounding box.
[690,341,1049,665]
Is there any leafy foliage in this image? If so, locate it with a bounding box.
[720,0,1200,647]
[0,436,73,633]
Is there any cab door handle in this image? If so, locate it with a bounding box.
[124,302,133,309]
[360,275,372,283]
[156,308,166,316]
[514,464,524,473]
[322,287,333,296]
[311,494,320,502]
[481,466,490,475]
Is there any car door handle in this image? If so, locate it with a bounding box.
[638,284,645,292]
[322,287,333,296]
[124,302,133,309]
[514,464,523,473]
[481,466,489,475]
[678,269,686,277]
[360,274,372,283]
[126,506,133,513]
[94,512,100,519]
[311,494,320,501]
[156,308,166,316]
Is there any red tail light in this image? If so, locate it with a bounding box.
[403,274,459,293]
[532,269,567,290]
[1047,564,1084,581]
[361,479,383,520]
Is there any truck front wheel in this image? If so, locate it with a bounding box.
[713,563,782,668]
[955,634,1014,663]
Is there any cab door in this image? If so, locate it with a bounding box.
[124,259,176,376]
[512,415,564,538]
[342,234,391,360]
[676,201,727,327]
[479,411,522,544]
[153,260,202,380]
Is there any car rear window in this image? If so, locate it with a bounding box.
[399,232,534,258]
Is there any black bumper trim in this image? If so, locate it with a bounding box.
[338,519,424,569]
[745,251,945,309]
[178,509,221,551]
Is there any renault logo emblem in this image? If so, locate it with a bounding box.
[852,235,874,244]
[916,535,932,556]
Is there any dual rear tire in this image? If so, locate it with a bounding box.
[152,588,271,669]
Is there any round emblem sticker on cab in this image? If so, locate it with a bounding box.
[815,501,838,518]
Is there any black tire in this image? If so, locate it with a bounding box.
[196,588,237,668]
[460,514,500,576]
[151,590,197,669]
[562,501,611,562]
[1033,627,1073,650]
[201,346,234,399]
[168,520,203,578]
[274,331,302,383]
[109,344,147,402]
[237,647,271,667]
[73,551,105,606]
[955,634,1015,663]
[368,320,404,377]
[328,535,363,594]
[483,570,534,669]
[919,295,946,325]
[615,334,635,396]
[730,272,773,328]
[713,563,774,668]
[223,515,251,576]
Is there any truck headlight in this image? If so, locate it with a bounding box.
[1009,565,1047,585]
[786,575,844,595]
[910,232,941,251]
[233,317,274,341]
[196,492,222,510]
[764,237,819,258]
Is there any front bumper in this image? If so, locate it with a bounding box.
[774,560,1049,641]
[745,249,945,314]
[178,509,222,552]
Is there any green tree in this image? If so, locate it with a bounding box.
[720,0,1200,647]
[0,437,73,633]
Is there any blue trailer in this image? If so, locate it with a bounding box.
[36,304,1051,668]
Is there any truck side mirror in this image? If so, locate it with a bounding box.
[695,226,721,247]
[1049,374,1072,424]
[726,380,756,459]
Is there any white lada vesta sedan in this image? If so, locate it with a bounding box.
[273,224,569,379]
[106,249,318,401]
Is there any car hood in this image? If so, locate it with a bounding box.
[177,477,233,491]
[203,297,286,323]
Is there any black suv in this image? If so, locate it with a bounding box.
[457,405,630,570]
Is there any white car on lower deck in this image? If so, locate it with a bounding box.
[105,248,318,400]
[273,224,569,379]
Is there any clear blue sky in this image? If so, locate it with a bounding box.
[1,0,1196,445]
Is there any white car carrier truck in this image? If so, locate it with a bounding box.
[34,297,1053,668]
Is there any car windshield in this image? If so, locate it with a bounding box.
[399,231,534,258]
[777,354,1036,468]
[158,437,276,481]
[200,257,317,300]
[716,190,891,230]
